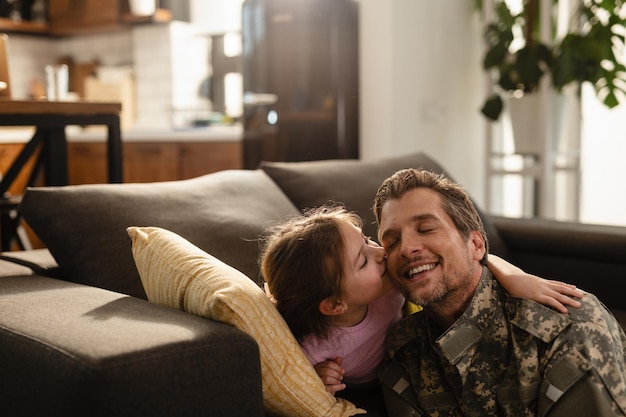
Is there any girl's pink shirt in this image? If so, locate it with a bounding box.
[300,288,405,385]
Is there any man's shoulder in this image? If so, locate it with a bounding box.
[511,291,626,345]
[513,293,626,414]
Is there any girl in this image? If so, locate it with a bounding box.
[260,204,582,403]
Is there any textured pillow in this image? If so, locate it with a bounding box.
[127,226,365,417]
[20,170,300,299]
[260,152,511,259]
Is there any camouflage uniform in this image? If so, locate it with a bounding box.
[381,267,626,416]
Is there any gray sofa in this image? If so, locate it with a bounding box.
[1,152,625,417]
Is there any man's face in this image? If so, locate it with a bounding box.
[378,188,485,307]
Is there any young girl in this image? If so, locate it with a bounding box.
[260,204,582,400]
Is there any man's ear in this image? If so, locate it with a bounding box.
[469,230,486,260]
[319,298,347,316]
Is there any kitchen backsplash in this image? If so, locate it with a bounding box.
[6,21,210,130]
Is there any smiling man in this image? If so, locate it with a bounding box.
[373,168,626,416]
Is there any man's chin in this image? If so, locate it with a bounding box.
[403,281,442,307]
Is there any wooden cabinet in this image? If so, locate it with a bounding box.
[179,142,243,179]
[48,0,122,35]
[67,142,107,184]
[123,142,179,183]
[0,1,172,35]
[67,141,243,185]
[0,142,40,195]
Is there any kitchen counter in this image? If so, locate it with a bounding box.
[0,124,243,143]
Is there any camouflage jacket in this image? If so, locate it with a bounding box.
[384,267,626,416]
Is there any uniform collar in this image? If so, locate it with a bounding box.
[434,267,497,364]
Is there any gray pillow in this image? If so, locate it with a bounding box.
[20,170,300,299]
[260,152,511,259]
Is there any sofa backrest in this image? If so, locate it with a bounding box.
[20,170,300,299]
[20,152,510,299]
[260,152,511,260]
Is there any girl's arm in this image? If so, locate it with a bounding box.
[488,254,583,313]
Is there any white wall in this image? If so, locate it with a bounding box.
[360,1,626,227]
[8,23,209,131]
[190,0,245,34]
[360,0,487,206]
[7,31,133,100]
[580,86,626,227]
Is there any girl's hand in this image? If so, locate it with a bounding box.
[314,357,346,395]
[488,254,583,313]
[511,276,583,313]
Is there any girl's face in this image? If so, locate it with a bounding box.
[338,220,394,308]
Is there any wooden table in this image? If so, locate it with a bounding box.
[0,99,123,194]
[0,99,122,250]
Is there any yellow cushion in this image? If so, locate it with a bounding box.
[127,226,365,417]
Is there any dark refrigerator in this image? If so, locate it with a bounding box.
[241,0,359,169]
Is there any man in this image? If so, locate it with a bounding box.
[373,168,626,416]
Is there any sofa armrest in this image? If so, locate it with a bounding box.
[0,275,264,417]
[491,216,626,311]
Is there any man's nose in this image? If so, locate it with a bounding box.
[400,234,423,259]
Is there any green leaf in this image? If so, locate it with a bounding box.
[604,90,619,108]
[483,44,508,69]
[481,94,504,121]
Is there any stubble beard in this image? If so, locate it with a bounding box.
[405,278,448,308]
[403,257,475,311]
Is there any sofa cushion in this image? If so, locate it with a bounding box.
[127,226,364,417]
[0,273,263,417]
[260,152,511,259]
[20,170,300,299]
[0,248,60,277]
[0,259,35,277]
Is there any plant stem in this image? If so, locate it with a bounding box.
[525,0,538,47]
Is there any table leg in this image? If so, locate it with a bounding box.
[42,127,68,186]
[106,116,123,183]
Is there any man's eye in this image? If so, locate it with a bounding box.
[384,240,398,250]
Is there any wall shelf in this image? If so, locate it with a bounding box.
[121,9,172,25]
[0,18,48,34]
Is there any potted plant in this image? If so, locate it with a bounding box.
[480,0,626,122]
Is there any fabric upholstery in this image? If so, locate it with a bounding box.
[0,248,60,277]
[0,274,263,417]
[20,170,300,299]
[260,152,511,259]
[0,259,34,277]
[127,226,365,417]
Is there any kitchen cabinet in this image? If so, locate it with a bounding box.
[123,142,179,183]
[48,0,122,35]
[179,142,242,179]
[0,142,40,195]
[67,142,108,184]
[1,0,172,35]
[67,140,242,185]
